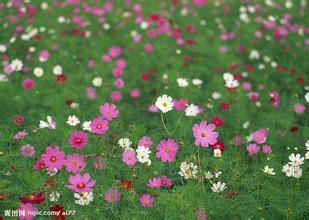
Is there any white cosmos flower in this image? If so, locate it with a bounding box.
[74,192,93,206]
[305,92,309,103]
[242,121,250,129]
[49,191,60,202]
[178,162,198,179]
[155,94,173,113]
[211,182,226,193]
[136,146,151,164]
[305,140,309,150]
[185,104,199,117]
[0,74,8,82]
[0,44,7,52]
[249,50,260,59]
[177,78,189,87]
[192,78,203,86]
[39,116,56,129]
[118,138,132,149]
[282,164,293,177]
[214,149,222,158]
[11,59,23,71]
[53,65,62,75]
[92,77,103,87]
[214,171,222,178]
[67,115,80,126]
[263,165,276,175]
[305,152,309,160]
[205,171,213,179]
[288,153,304,166]
[223,73,233,81]
[212,92,221,100]
[33,67,44,77]
[82,121,91,131]
[292,166,302,178]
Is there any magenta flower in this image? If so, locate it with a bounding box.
[104,188,121,204]
[41,146,65,171]
[90,117,109,134]
[246,144,260,156]
[122,150,137,166]
[22,79,35,90]
[68,131,88,149]
[140,194,154,208]
[173,98,187,111]
[138,136,153,148]
[99,103,119,121]
[18,203,38,220]
[262,145,272,154]
[192,121,218,147]
[21,144,35,157]
[108,46,122,58]
[160,175,173,187]
[110,90,122,101]
[147,177,161,188]
[155,138,179,162]
[67,173,96,193]
[64,153,86,173]
[269,91,280,107]
[250,128,268,144]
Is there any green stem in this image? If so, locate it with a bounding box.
[161,113,171,136]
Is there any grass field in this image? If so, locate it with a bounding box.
[0,0,308,219]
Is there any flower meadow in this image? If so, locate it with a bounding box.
[0,0,308,219]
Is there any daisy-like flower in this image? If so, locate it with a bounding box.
[64,153,86,173]
[147,177,161,188]
[305,140,309,150]
[177,78,189,87]
[160,175,173,187]
[39,116,56,129]
[136,146,151,164]
[41,146,65,171]
[82,121,91,131]
[213,149,222,158]
[155,138,179,162]
[288,153,304,166]
[67,115,80,126]
[49,191,60,202]
[211,182,226,193]
[263,166,276,175]
[53,65,62,75]
[122,150,137,166]
[104,188,121,204]
[250,128,268,144]
[74,192,93,206]
[292,166,302,178]
[33,67,44,77]
[68,131,88,149]
[99,103,119,121]
[21,144,35,157]
[92,77,103,87]
[282,164,293,177]
[305,152,309,160]
[118,138,132,149]
[138,136,153,148]
[192,121,219,147]
[205,171,213,179]
[155,94,174,113]
[67,173,96,193]
[13,130,28,140]
[178,161,198,179]
[90,117,109,134]
[192,78,203,86]
[11,59,23,71]
[185,104,199,117]
[140,194,154,208]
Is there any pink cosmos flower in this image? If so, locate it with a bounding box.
[147,177,161,188]
[39,50,49,62]
[99,103,119,121]
[64,153,86,173]
[41,146,65,171]
[116,58,126,69]
[233,136,244,146]
[13,130,28,140]
[122,150,137,166]
[196,209,207,220]
[160,175,172,187]
[155,138,179,162]
[192,0,208,6]
[246,143,260,156]
[173,98,187,111]
[18,203,38,220]
[68,131,88,149]
[22,79,35,90]
[108,46,122,58]
[113,68,123,77]
[104,188,121,204]
[294,103,305,114]
[67,173,96,193]
[262,145,272,154]
[34,159,45,170]
[130,89,140,98]
[250,128,268,144]
[86,87,96,100]
[138,136,153,148]
[101,54,111,62]
[90,117,109,134]
[114,78,125,88]
[144,43,153,52]
[149,104,159,112]
[248,92,259,101]
[110,90,122,101]
[21,144,35,157]
[192,121,218,147]
[140,194,154,208]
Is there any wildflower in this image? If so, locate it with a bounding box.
[211,182,226,193]
[49,191,60,202]
[140,194,154,208]
[64,153,86,173]
[118,138,132,149]
[39,116,56,129]
[92,77,103,87]
[155,94,173,113]
[185,104,199,117]
[177,78,189,87]
[90,117,109,134]
[67,115,80,126]
[250,128,268,144]
[22,79,35,90]
[21,144,35,157]
[196,209,207,220]
[67,173,96,193]
[13,130,28,140]
[138,136,153,148]
[11,59,23,71]
[33,67,44,77]
[155,138,179,162]
[263,166,276,175]
[262,145,272,154]
[288,153,304,166]
[173,98,187,111]
[19,192,45,204]
[294,103,305,114]
[136,146,151,164]
[205,171,213,179]
[213,149,222,158]
[147,177,161,188]
[192,121,218,147]
[122,150,137,166]
[74,192,93,206]
[104,188,121,204]
[13,115,25,125]
[82,121,91,131]
[41,146,65,171]
[282,164,293,177]
[68,131,88,149]
[246,144,260,156]
[100,103,119,121]
[192,78,203,86]
[160,175,173,187]
[179,162,198,179]
[18,203,37,219]
[119,179,132,190]
[212,141,225,152]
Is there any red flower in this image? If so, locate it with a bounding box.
[56,74,67,83]
[50,205,65,220]
[289,126,298,133]
[289,68,296,75]
[212,141,225,152]
[150,68,157,74]
[219,102,230,110]
[245,65,254,72]
[211,116,224,127]
[141,73,150,80]
[119,179,132,190]
[19,192,45,204]
[296,77,304,84]
[13,115,24,125]
[229,63,240,71]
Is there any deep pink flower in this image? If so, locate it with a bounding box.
[173,98,187,111]
[18,203,38,220]
[251,128,268,144]
[64,153,86,173]
[114,78,125,88]
[14,115,24,125]
[147,177,161,188]
[140,194,154,208]
[116,58,126,69]
[262,145,272,154]
[99,103,119,121]
[41,146,65,171]
[160,175,173,187]
[122,150,137,166]
[138,136,153,148]
[22,79,35,90]
[104,188,121,204]
[246,143,260,156]
[21,144,35,157]
[34,158,45,170]
[144,43,153,52]
[110,90,122,101]
[155,138,179,162]
[68,131,88,149]
[192,121,218,147]
[90,117,109,134]
[130,89,140,98]
[67,173,96,193]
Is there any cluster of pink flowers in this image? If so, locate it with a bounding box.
[247,128,272,156]
[147,175,173,188]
